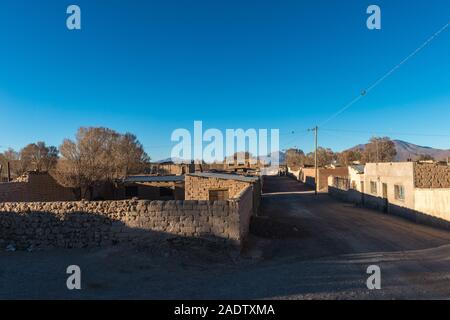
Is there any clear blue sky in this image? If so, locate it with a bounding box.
[0,0,449,160]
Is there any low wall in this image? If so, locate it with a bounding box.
[0,189,255,251]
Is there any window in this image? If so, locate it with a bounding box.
[394,185,405,201]
[370,181,377,195]
[125,186,138,198]
[209,189,229,201]
[351,180,357,190]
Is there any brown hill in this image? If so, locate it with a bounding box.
[348,140,450,161]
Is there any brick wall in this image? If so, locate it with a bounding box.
[233,185,254,242]
[115,181,185,200]
[0,187,254,251]
[184,175,250,200]
[414,163,450,188]
[0,172,75,203]
[297,167,349,191]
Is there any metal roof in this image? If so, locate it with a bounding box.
[187,172,259,183]
[350,165,365,174]
[123,175,184,183]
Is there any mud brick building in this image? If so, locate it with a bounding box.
[328,162,450,229]
[0,172,75,202]
[185,172,261,215]
[0,172,262,251]
[288,166,349,192]
[116,175,185,200]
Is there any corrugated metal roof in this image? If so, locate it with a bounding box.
[187,172,259,183]
[123,175,184,183]
[350,165,365,174]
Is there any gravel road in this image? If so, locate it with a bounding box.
[1,176,450,299]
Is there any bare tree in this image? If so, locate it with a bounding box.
[20,141,59,172]
[113,133,150,177]
[285,148,306,169]
[1,148,27,176]
[54,127,150,199]
[417,154,434,161]
[337,149,362,166]
[306,147,335,167]
[362,137,397,163]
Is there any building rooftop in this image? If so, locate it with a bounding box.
[187,172,259,183]
[350,165,365,174]
[123,175,185,183]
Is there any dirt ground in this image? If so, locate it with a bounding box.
[1,176,450,299]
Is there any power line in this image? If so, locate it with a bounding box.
[319,21,449,127]
[320,128,450,138]
[281,129,311,149]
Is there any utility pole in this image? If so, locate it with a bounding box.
[376,139,379,163]
[308,126,319,195]
[7,161,11,182]
[314,126,318,195]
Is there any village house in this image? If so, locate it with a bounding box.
[148,161,195,176]
[288,165,349,192]
[185,172,262,214]
[328,162,450,228]
[0,171,75,202]
[116,175,186,200]
[0,171,262,251]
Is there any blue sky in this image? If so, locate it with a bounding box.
[0,0,449,160]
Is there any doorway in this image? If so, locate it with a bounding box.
[382,183,388,213]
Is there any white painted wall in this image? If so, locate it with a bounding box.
[415,189,450,221]
[364,162,415,210]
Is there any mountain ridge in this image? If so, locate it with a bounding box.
[348,139,450,161]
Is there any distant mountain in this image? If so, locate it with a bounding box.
[155,151,288,165]
[154,157,188,164]
[349,140,450,161]
[259,151,286,165]
[392,140,450,161]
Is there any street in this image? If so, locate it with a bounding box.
[1,175,450,299]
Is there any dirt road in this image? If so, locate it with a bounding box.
[1,176,450,299]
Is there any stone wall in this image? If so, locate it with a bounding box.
[414,163,450,188]
[0,187,255,251]
[0,172,75,203]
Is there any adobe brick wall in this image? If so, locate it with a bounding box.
[0,187,254,251]
[233,185,254,242]
[184,175,250,200]
[297,167,348,191]
[115,181,185,200]
[0,172,75,203]
[318,168,349,191]
[414,163,450,188]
